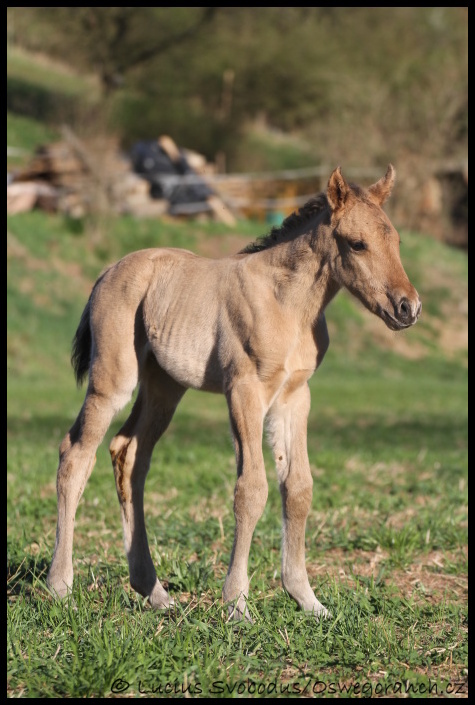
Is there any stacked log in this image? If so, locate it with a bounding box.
[7,129,235,223]
[9,128,119,217]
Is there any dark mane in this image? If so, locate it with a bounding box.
[239,192,329,254]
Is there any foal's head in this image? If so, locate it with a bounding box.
[325,165,421,331]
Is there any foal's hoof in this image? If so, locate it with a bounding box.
[46,574,73,600]
[313,605,331,621]
[226,600,253,624]
[148,596,176,613]
[307,602,331,621]
[147,581,175,611]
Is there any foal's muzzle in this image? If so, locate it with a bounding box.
[381,295,422,331]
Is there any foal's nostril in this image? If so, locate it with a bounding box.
[396,297,415,323]
[396,297,421,323]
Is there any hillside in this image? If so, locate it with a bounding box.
[7,208,468,373]
[7,37,468,249]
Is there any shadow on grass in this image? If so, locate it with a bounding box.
[7,407,467,458]
[6,547,219,608]
[7,552,50,597]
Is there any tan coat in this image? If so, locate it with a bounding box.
[47,165,421,621]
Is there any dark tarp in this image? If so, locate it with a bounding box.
[130,141,213,214]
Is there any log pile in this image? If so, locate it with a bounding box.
[7,129,467,248]
[7,129,236,224]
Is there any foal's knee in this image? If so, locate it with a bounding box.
[234,475,268,525]
[281,477,313,520]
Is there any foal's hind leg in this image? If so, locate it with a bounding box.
[109,360,185,609]
[267,381,329,619]
[47,386,133,598]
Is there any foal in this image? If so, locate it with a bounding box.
[47,165,421,620]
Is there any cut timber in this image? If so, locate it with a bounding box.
[206,194,237,227]
[7,181,58,214]
[157,135,236,226]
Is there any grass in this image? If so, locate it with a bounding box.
[7,209,467,697]
[7,112,59,170]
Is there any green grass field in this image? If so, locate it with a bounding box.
[7,210,467,698]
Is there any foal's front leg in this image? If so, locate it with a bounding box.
[267,382,329,619]
[223,383,268,621]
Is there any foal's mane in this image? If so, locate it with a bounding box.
[239,192,329,254]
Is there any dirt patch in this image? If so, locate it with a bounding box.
[307,546,468,607]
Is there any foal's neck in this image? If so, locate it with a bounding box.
[250,231,340,325]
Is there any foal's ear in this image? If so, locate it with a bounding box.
[327,166,351,212]
[368,164,396,205]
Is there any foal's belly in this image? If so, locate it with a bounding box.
[148,332,224,393]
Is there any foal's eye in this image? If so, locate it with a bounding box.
[349,240,366,252]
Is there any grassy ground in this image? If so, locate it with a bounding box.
[7,210,467,697]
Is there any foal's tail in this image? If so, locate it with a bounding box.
[71,298,92,387]
[71,271,109,387]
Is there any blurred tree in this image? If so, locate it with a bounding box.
[8,7,467,170]
[9,7,217,94]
